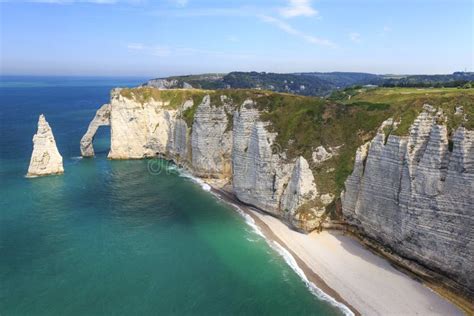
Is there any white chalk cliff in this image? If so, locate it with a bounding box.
[81,89,323,231]
[80,104,111,157]
[81,90,473,298]
[191,95,233,178]
[342,107,474,298]
[27,114,64,177]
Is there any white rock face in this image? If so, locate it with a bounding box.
[312,146,333,164]
[231,101,260,193]
[80,104,111,157]
[320,193,334,205]
[81,92,325,231]
[191,95,232,178]
[167,118,190,164]
[231,104,322,230]
[82,91,473,296]
[27,115,64,177]
[146,79,179,89]
[232,112,292,214]
[342,108,474,297]
[107,90,178,159]
[281,156,321,231]
[281,156,318,213]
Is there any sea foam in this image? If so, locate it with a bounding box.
[171,165,212,191]
[271,241,354,316]
[220,198,354,316]
[170,162,353,316]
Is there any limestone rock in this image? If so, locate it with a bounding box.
[107,89,178,159]
[80,104,111,157]
[27,115,64,177]
[342,109,474,297]
[167,118,190,164]
[191,95,232,178]
[182,82,193,89]
[146,78,179,89]
[146,78,194,90]
[281,156,318,214]
[281,156,322,231]
[320,193,334,205]
[82,89,474,296]
[312,146,333,164]
[232,107,293,214]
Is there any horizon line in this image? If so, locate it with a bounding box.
[1,70,473,78]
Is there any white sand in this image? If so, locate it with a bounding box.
[251,211,463,316]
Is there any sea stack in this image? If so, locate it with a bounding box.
[27,114,64,177]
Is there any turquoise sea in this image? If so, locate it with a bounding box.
[0,76,344,315]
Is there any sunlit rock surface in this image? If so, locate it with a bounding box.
[342,109,474,297]
[27,114,64,177]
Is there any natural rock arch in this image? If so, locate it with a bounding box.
[80,104,111,157]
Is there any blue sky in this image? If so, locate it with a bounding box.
[0,0,472,76]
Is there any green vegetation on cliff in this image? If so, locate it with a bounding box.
[345,87,474,133]
[119,86,473,196]
[262,87,473,194]
[119,87,208,109]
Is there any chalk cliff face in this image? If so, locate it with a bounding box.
[80,104,111,157]
[342,108,474,297]
[81,91,322,231]
[230,104,324,231]
[167,118,190,163]
[82,89,473,297]
[281,156,320,231]
[27,114,64,177]
[232,117,292,214]
[107,90,178,159]
[147,78,193,89]
[191,95,232,178]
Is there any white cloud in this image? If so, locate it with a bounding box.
[259,15,334,47]
[148,7,251,18]
[279,0,318,18]
[349,32,361,43]
[127,43,145,50]
[172,0,187,8]
[378,25,392,37]
[227,36,239,42]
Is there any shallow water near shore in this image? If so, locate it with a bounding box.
[0,76,344,315]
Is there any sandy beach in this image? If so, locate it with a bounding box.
[251,212,464,316]
[211,186,464,316]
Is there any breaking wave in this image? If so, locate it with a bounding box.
[169,165,211,191]
[165,160,353,316]
[217,196,354,316]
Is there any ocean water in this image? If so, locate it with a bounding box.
[0,76,344,315]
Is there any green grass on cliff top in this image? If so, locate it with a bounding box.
[344,87,474,134]
[119,86,474,195]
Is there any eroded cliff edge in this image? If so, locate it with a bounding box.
[342,105,474,300]
[81,87,474,301]
[81,89,325,231]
